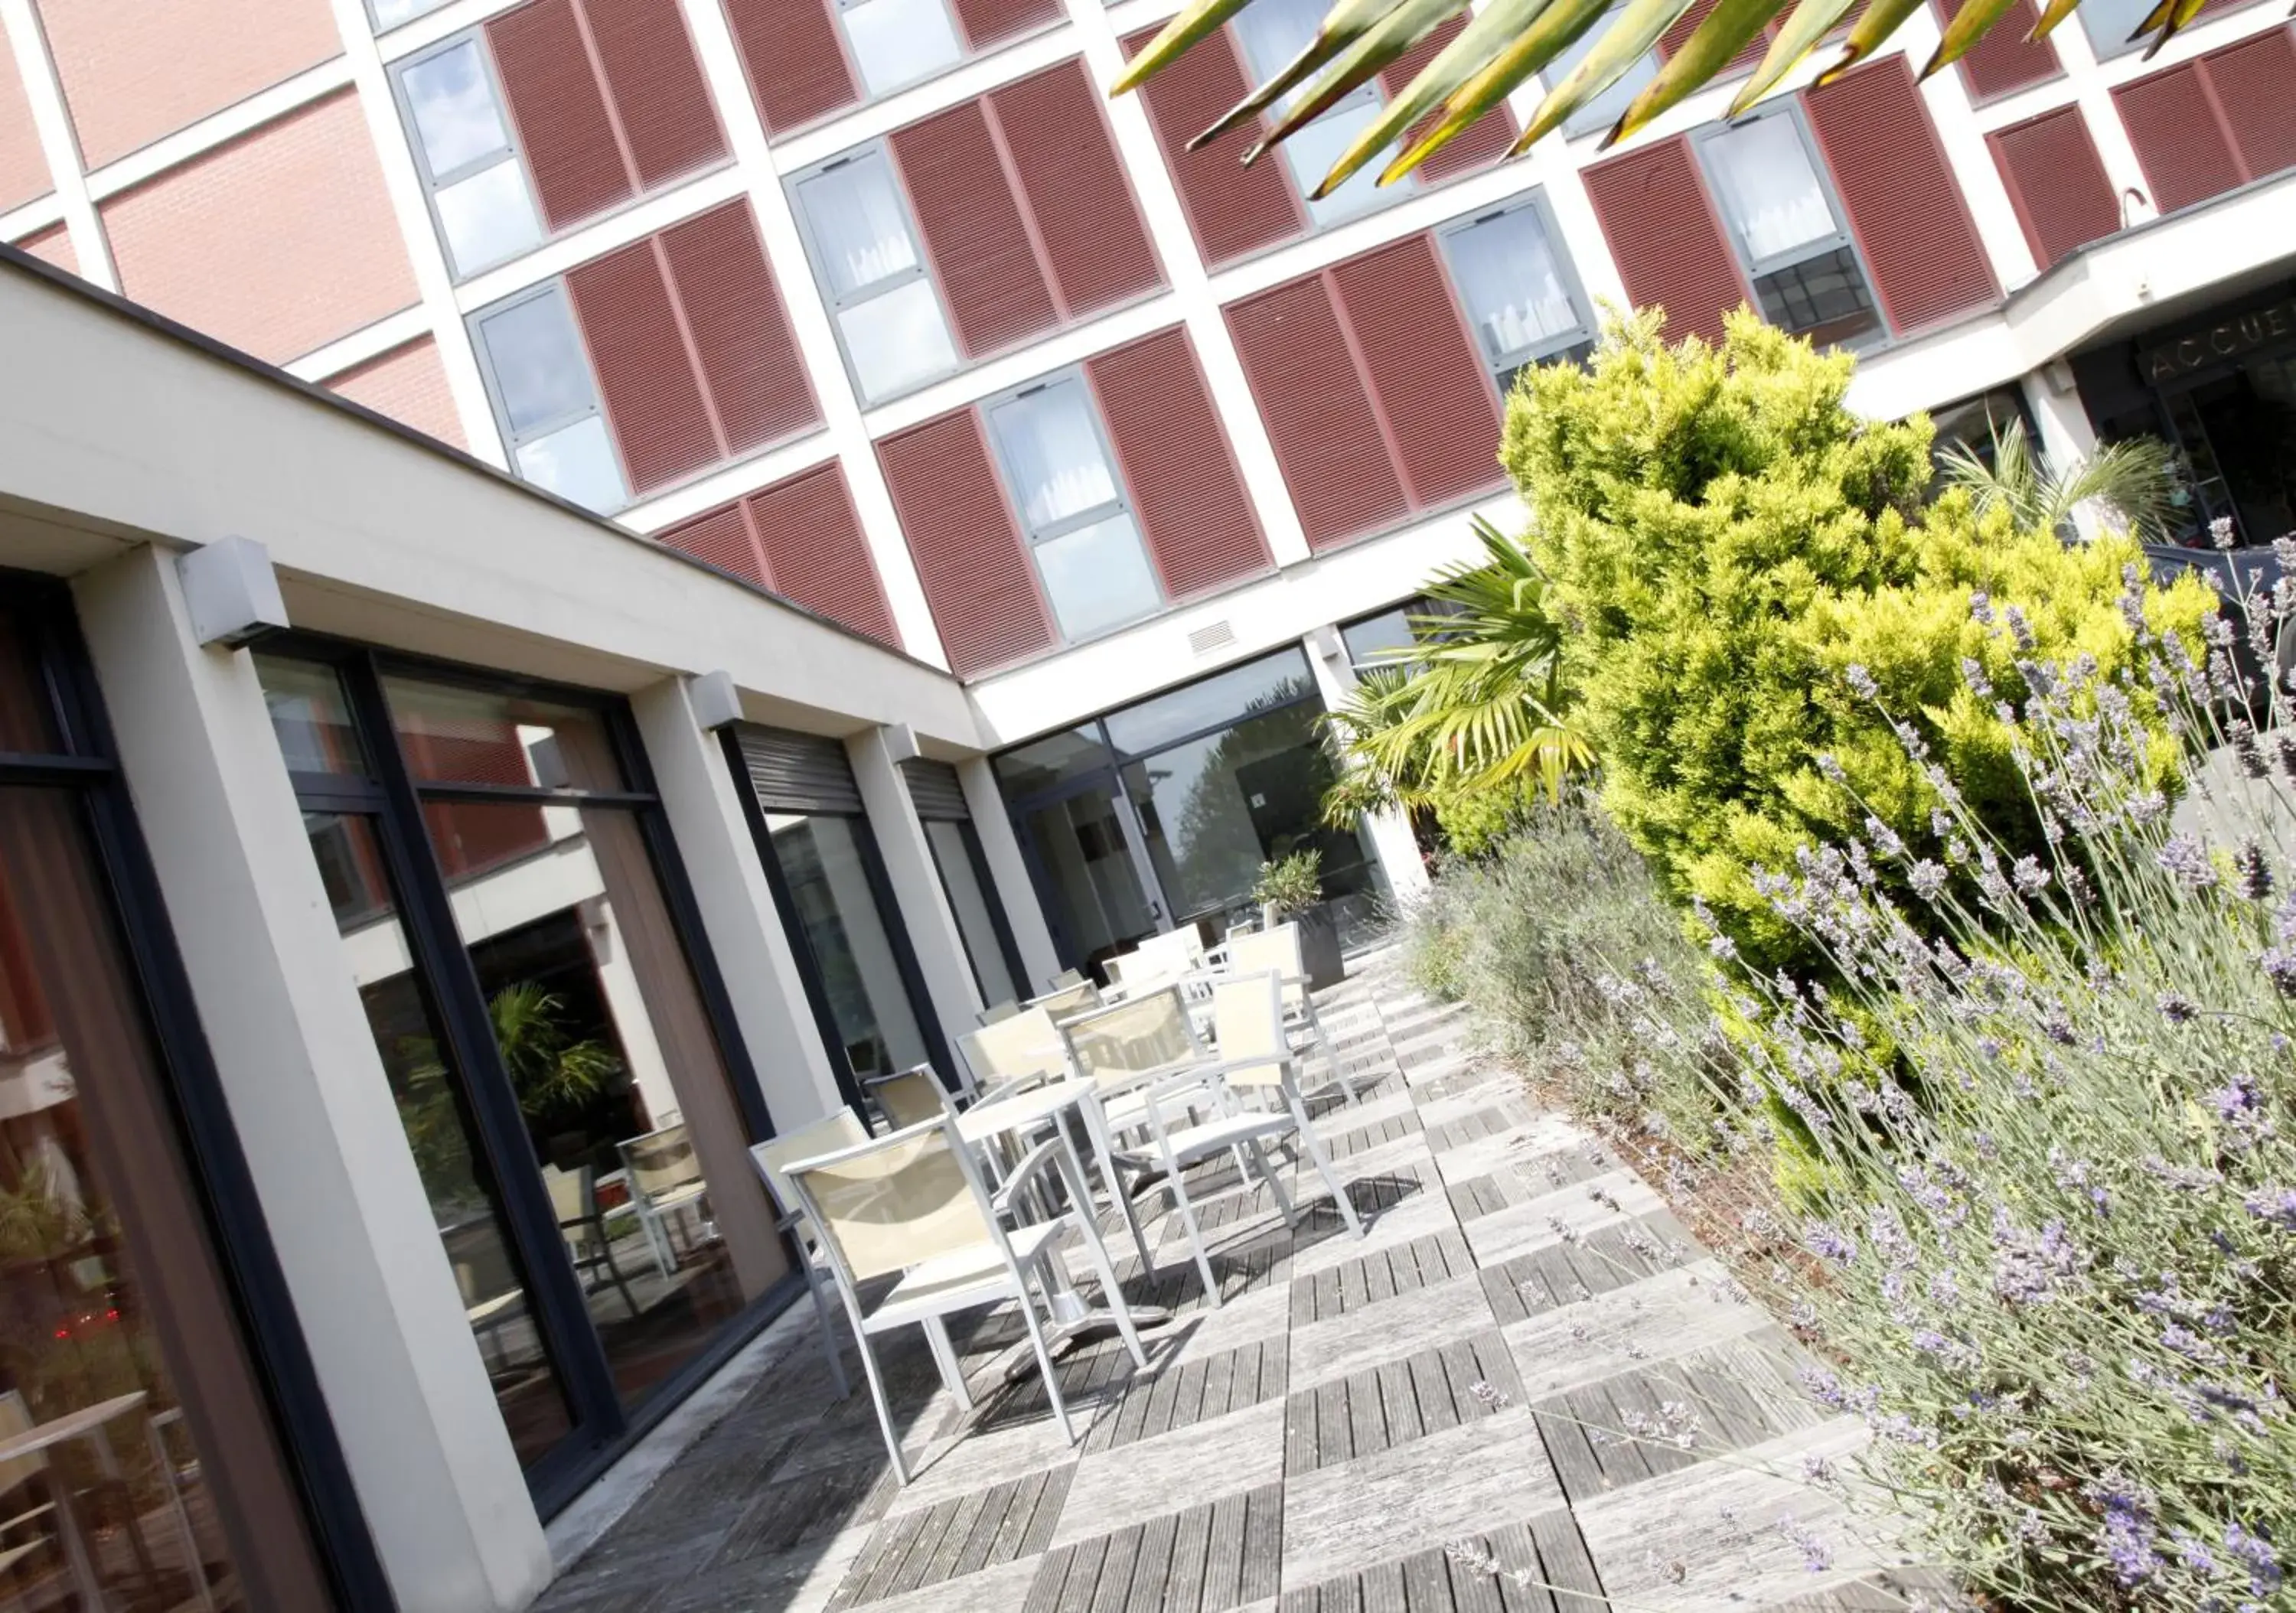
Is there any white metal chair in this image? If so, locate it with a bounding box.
[618,1124,711,1279]
[863,1064,960,1132]
[1128,971,1365,1305]
[1220,924,1367,1103]
[784,1113,1146,1482]
[541,1164,640,1317]
[957,1006,1070,1094]
[749,1113,869,1401]
[1026,978,1102,1020]
[977,999,1022,1027]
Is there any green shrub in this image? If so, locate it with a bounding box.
[1502,310,2213,973]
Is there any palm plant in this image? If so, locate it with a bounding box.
[1115,0,2199,191]
[1320,516,1593,823]
[1936,416,2184,541]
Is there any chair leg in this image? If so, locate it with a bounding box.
[1012,1269,1075,1446]
[1244,1138,1299,1230]
[593,1216,641,1318]
[1163,1162,1222,1309]
[1084,1106,1156,1272]
[1288,1087,1364,1238]
[1055,1135,1148,1370]
[846,1312,909,1485]
[922,1315,974,1413]
[807,1270,851,1400]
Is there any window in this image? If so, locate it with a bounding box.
[837,0,964,95]
[1232,0,1413,226]
[1547,17,1659,139]
[984,377,1163,643]
[2076,0,2156,57]
[370,0,450,26]
[793,149,960,403]
[1438,197,1594,393]
[391,37,543,278]
[1696,107,1881,349]
[470,285,629,513]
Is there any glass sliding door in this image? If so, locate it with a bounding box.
[923,817,1022,1008]
[255,649,789,1514]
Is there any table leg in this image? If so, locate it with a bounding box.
[92,1429,162,1602]
[1000,1126,1174,1383]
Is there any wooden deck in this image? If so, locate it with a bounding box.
[536,950,1944,1613]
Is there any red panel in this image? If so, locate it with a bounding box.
[2207,29,2296,184]
[1124,24,1306,269]
[948,0,1064,51]
[890,101,1058,360]
[1088,327,1270,601]
[582,0,726,192]
[1384,15,1516,183]
[2114,63,2240,213]
[1930,0,2060,101]
[1582,137,1743,346]
[1804,57,1998,335]
[487,0,631,232]
[1225,278,1408,550]
[1988,106,2119,268]
[660,200,819,455]
[424,801,551,880]
[879,412,1054,676]
[1658,0,1769,75]
[990,60,1164,321]
[659,503,768,585]
[720,0,858,136]
[566,240,717,495]
[1332,235,1503,510]
[747,463,900,647]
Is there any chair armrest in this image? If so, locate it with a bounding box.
[990,1136,1065,1218]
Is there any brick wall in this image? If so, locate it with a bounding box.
[325,337,465,450]
[0,42,46,213]
[102,91,416,363]
[36,0,342,168]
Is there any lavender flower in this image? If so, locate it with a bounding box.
[1969,588,1994,626]
[1774,1515,1832,1573]
[1908,860,1948,901]
[2243,1188,2296,1232]
[2096,1486,2159,1585]
[2011,856,2050,894]
[2210,514,2236,549]
[1804,1222,1857,1265]
[2157,990,2199,1025]
[2260,947,2296,999]
[1844,663,1880,700]
[2234,839,2274,901]
[2226,1523,2281,1596]
[2157,834,2219,891]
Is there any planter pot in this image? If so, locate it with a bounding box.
[1294,902,1345,991]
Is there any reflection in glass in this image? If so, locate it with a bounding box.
[993,728,1110,797]
[800,155,922,299]
[0,787,269,1610]
[769,816,928,1080]
[382,676,621,792]
[1290,96,1391,226]
[478,293,596,435]
[1019,786,1158,970]
[517,418,629,513]
[1120,699,1372,925]
[987,383,1121,530]
[1034,514,1162,642]
[253,656,365,776]
[437,161,542,278]
[1445,207,1580,371]
[840,0,963,96]
[371,0,449,28]
[402,41,510,178]
[1704,116,1837,263]
[2076,0,2154,55]
[925,820,1018,1007]
[1548,19,1658,138]
[313,810,577,1468]
[0,614,60,754]
[1102,648,1315,757]
[837,280,958,402]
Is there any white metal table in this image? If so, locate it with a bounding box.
[0,1390,154,1612]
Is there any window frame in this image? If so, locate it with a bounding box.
[787,142,963,406]
[1691,101,1887,347]
[387,29,546,282]
[832,0,969,99]
[465,279,632,514]
[980,367,1166,647]
[1434,191,1597,393]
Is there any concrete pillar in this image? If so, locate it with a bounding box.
[71,544,550,1613]
[2024,366,2111,542]
[1303,629,1432,905]
[627,676,844,1127]
[845,726,981,1064]
[957,757,1062,992]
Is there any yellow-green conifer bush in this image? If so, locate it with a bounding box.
[1502,310,2213,973]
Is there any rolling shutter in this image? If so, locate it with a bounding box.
[734,725,866,816]
[902,760,972,822]
[2206,28,2296,185]
[1330,235,1503,510]
[584,0,726,191]
[1988,106,2119,269]
[660,201,817,455]
[1088,327,1270,601]
[2113,62,2239,213]
[1226,278,1408,551]
[659,503,766,586]
[1125,24,1306,269]
[1658,0,1770,76]
[1583,136,1743,346]
[487,0,629,232]
[748,462,899,647]
[1804,56,1998,336]
[1384,16,1516,182]
[990,60,1164,321]
[566,241,719,494]
[721,0,859,136]
[947,0,1063,51]
[879,412,1055,677]
[1931,0,2060,101]
[891,102,1058,360]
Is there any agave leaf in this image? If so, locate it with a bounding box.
[1515,0,1698,152]
[1312,0,1553,191]
[1244,0,1463,163]
[2026,0,2082,37]
[1815,0,1924,85]
[1189,0,1402,149]
[1922,0,2020,76]
[1606,0,1778,145]
[1380,0,1609,182]
[2135,0,2207,55]
[1110,0,1256,95]
[1730,0,1858,113]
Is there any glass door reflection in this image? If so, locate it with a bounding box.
[767,813,931,1087]
[1016,780,1164,977]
